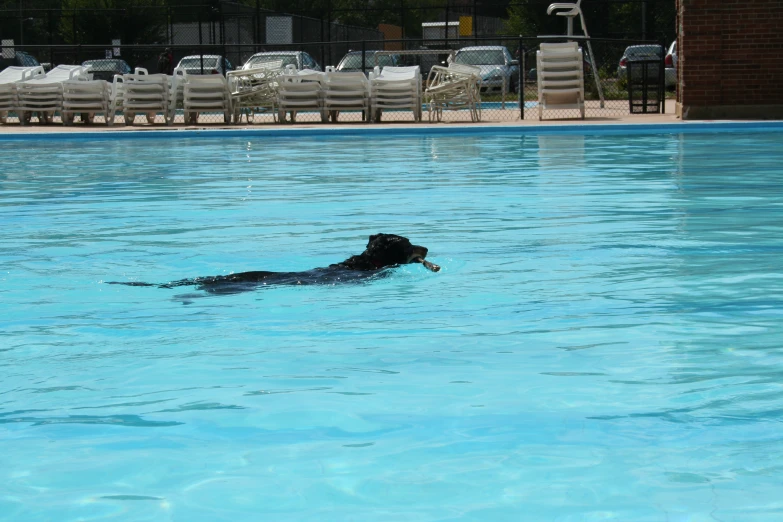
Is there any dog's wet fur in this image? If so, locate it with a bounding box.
[108,233,438,293]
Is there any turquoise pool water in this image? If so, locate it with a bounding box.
[2,128,783,521]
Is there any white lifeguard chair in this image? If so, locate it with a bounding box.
[546,0,605,108]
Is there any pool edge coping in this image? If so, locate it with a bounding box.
[1,120,782,141]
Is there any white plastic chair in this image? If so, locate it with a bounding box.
[116,68,174,125]
[546,0,604,107]
[181,71,231,124]
[369,65,422,123]
[277,65,326,123]
[227,60,284,123]
[536,42,585,120]
[322,67,371,123]
[16,65,90,124]
[424,63,482,122]
[0,66,45,124]
[61,78,113,125]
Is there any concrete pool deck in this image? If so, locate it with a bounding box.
[0,100,681,134]
[0,111,679,134]
[1,112,781,137]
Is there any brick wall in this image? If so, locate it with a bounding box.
[676,0,783,119]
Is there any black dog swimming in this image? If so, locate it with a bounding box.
[107,233,440,293]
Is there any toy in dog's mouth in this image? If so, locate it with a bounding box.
[405,244,440,272]
[412,256,441,272]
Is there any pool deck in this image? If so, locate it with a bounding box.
[0,110,677,134]
[1,112,781,137]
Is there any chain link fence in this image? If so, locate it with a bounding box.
[0,36,670,126]
[1,0,674,125]
[1,1,676,51]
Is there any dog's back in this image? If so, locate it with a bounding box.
[107,233,438,293]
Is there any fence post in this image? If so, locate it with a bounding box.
[361,40,366,76]
[320,9,326,69]
[519,37,524,120]
[220,1,226,73]
[327,0,332,66]
[400,0,405,40]
[255,0,261,44]
[198,12,204,74]
[660,39,666,114]
[444,0,450,48]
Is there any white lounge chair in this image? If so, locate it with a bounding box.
[322,67,371,123]
[424,63,482,122]
[181,71,231,124]
[169,67,186,121]
[61,78,113,125]
[16,65,90,124]
[227,60,284,124]
[277,66,326,123]
[536,42,585,120]
[369,65,422,123]
[0,66,45,124]
[116,68,174,125]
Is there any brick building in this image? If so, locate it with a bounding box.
[676,0,783,119]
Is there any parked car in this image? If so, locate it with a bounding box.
[665,40,677,87]
[176,55,233,76]
[336,51,400,75]
[82,58,132,82]
[242,51,321,71]
[452,45,520,93]
[0,50,42,73]
[617,45,675,88]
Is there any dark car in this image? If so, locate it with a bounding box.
[617,45,674,88]
[82,59,132,82]
[0,50,42,72]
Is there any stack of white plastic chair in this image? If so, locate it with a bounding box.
[169,68,186,122]
[0,66,45,124]
[181,70,231,124]
[424,63,482,122]
[536,42,585,120]
[277,65,326,123]
[116,68,174,125]
[61,64,113,125]
[322,67,371,123]
[369,65,422,123]
[16,65,89,124]
[227,60,284,123]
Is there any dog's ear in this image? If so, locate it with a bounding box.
[367,234,381,247]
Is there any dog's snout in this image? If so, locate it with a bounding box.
[410,245,428,261]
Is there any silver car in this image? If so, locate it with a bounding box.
[242,51,321,71]
[176,55,233,76]
[336,51,400,76]
[452,46,520,93]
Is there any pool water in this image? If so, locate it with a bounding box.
[2,129,783,521]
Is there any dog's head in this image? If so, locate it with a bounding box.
[338,233,431,271]
[364,233,428,267]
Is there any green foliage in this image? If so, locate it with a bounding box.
[504,0,675,41]
[59,0,167,45]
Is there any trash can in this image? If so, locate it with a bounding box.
[627,50,664,114]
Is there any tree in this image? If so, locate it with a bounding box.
[59,0,167,45]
